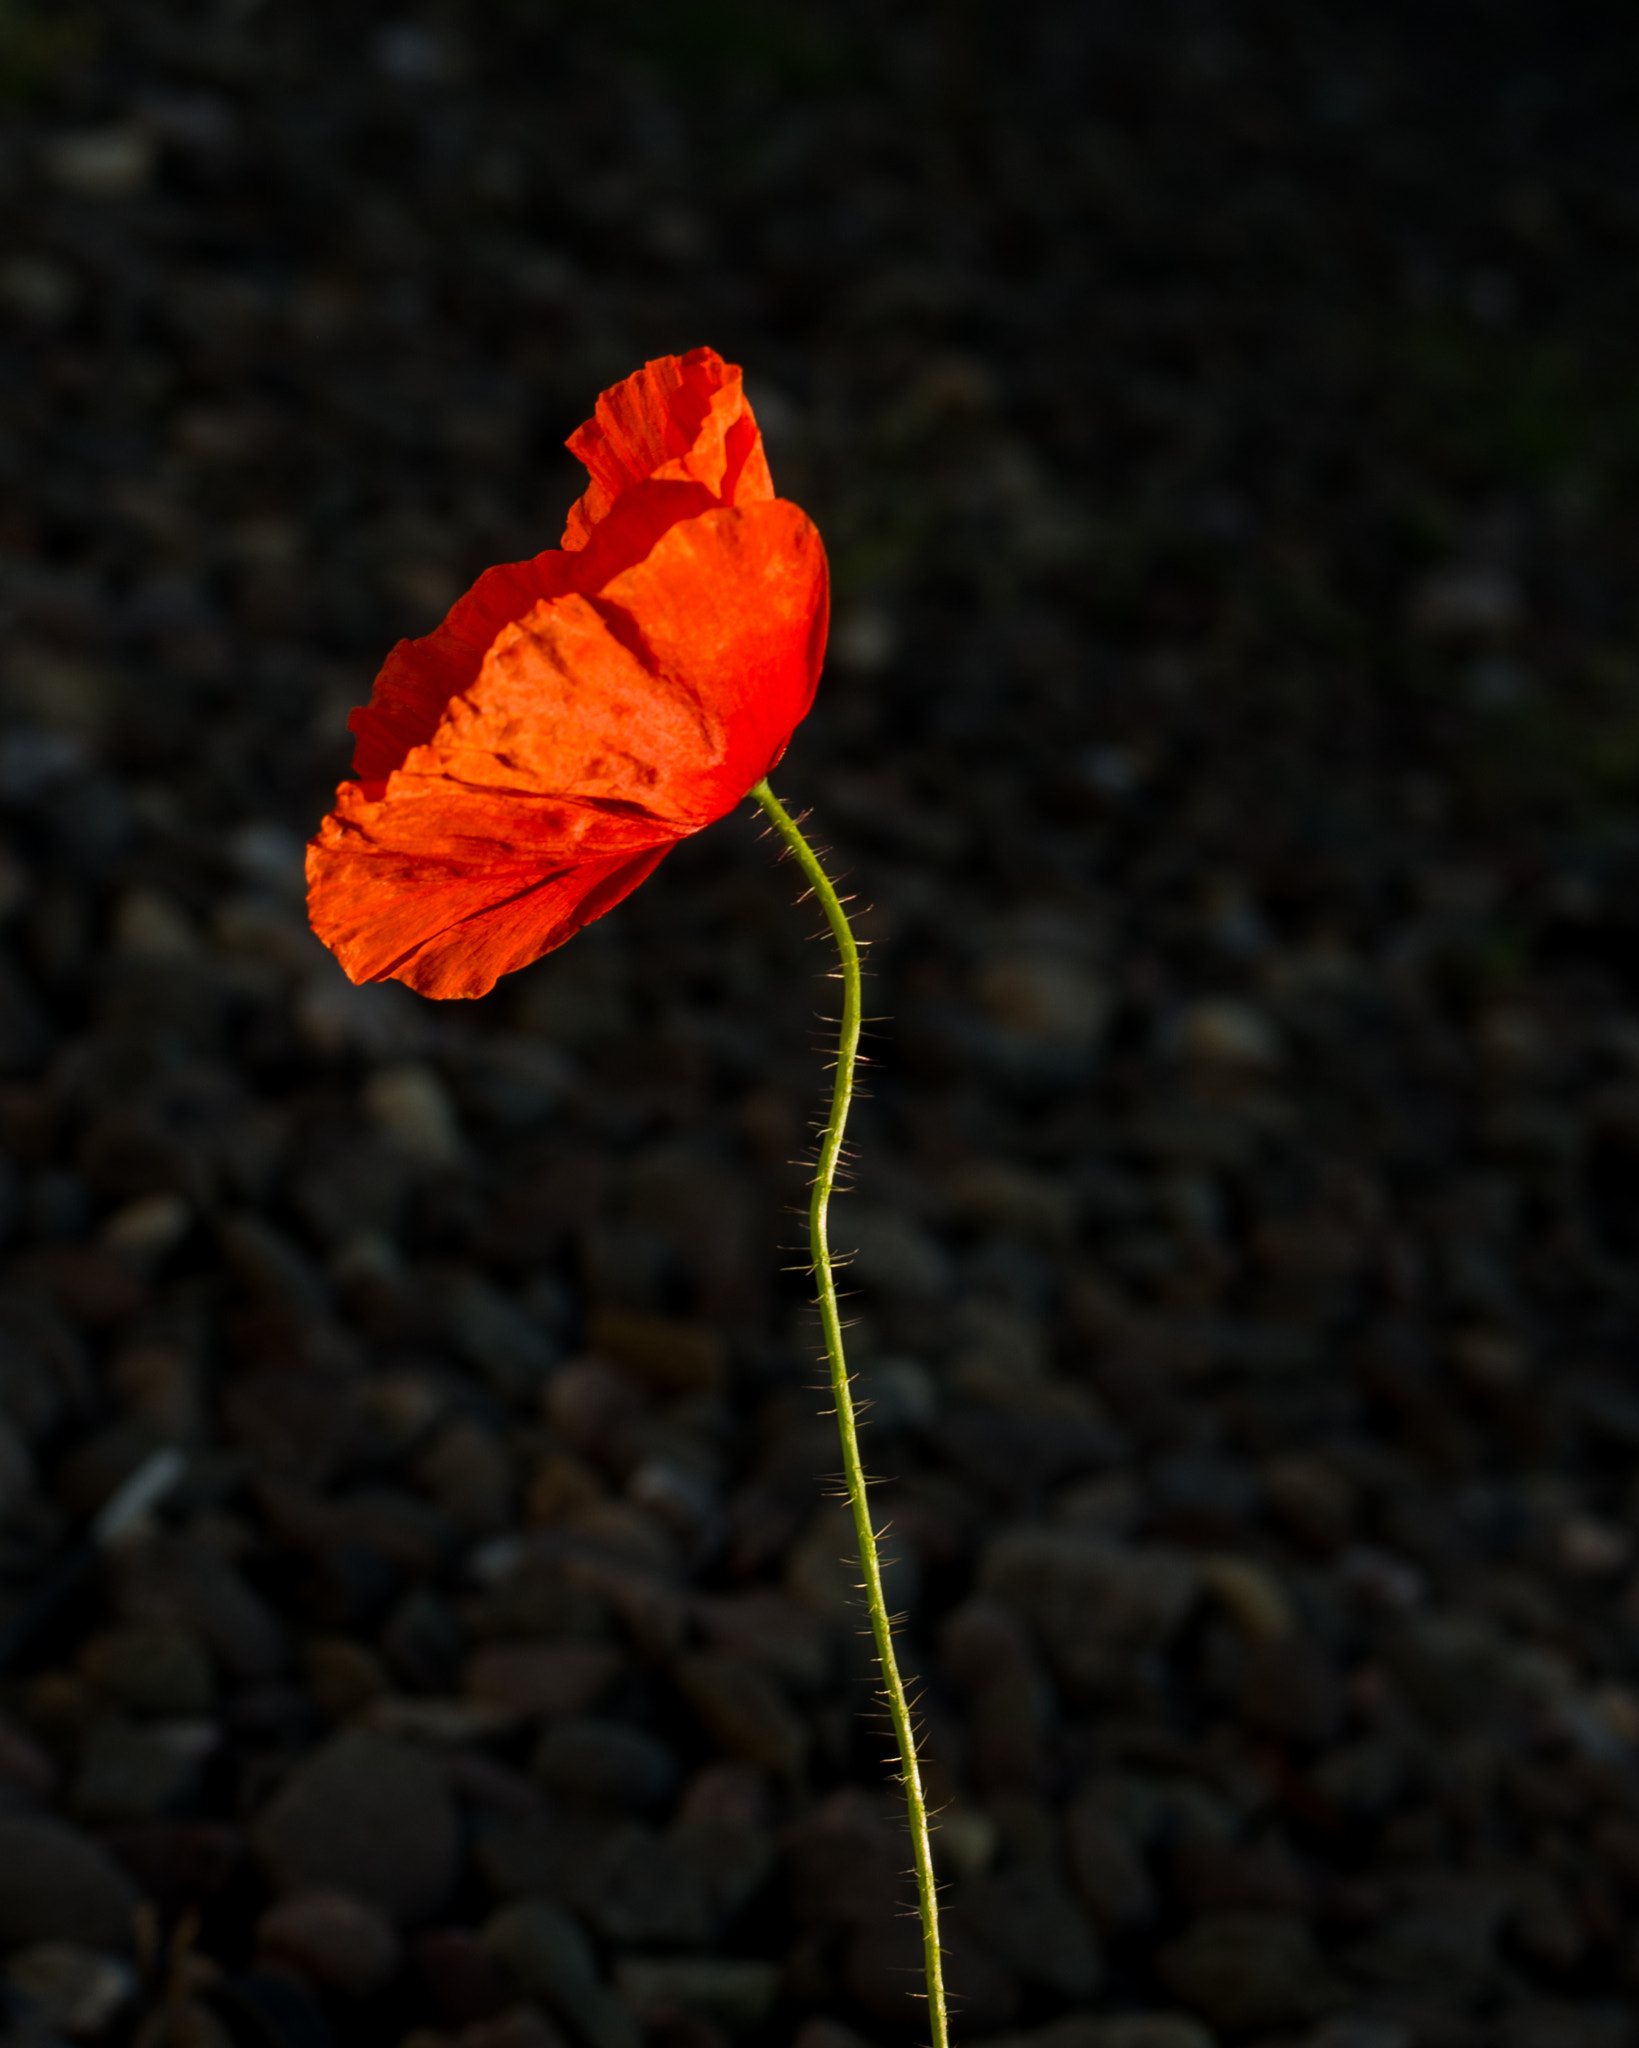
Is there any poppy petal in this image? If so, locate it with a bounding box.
[590,497,828,810]
[563,347,773,551]
[309,795,675,999]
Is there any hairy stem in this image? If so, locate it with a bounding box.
[751,777,948,2048]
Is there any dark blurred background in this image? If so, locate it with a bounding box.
[5,4,1639,2047]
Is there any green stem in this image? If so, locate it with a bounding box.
[751,777,949,2048]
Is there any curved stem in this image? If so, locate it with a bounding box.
[751,777,948,2048]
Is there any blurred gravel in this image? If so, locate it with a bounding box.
[5,4,1639,2048]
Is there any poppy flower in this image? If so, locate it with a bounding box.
[307,347,829,1000]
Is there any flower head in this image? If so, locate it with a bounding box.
[307,348,828,999]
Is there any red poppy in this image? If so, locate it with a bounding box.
[307,348,828,1000]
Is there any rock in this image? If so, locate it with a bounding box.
[464,1644,622,1718]
[256,1888,402,1996]
[251,1729,459,1924]
[1495,2004,1634,2048]
[302,1636,390,1719]
[990,2021,1215,2048]
[941,1596,1052,1793]
[442,1276,557,1399]
[1238,1635,1343,1746]
[1171,1835,1310,1917]
[0,1711,57,1807]
[542,1362,648,1465]
[613,1957,778,2031]
[673,1651,807,1775]
[41,126,155,199]
[5,1943,135,2037]
[978,1531,1199,1695]
[413,1419,515,1534]
[1343,1874,1508,2004]
[364,1062,464,1168]
[133,1997,236,2048]
[414,1926,513,2027]
[0,1817,141,1952]
[1066,1794,1157,1931]
[1160,1912,1344,2033]
[577,1823,713,1946]
[959,1862,1102,1998]
[586,1309,725,1394]
[1199,1555,1292,1640]
[1298,2022,1410,2048]
[109,1534,288,1681]
[976,951,1109,1054]
[691,1590,831,1689]
[1176,998,1280,1070]
[381,1589,467,1695]
[481,1899,639,2048]
[836,1204,953,1297]
[1263,1454,1357,1553]
[530,1718,676,1812]
[73,1719,203,1821]
[453,2010,573,2048]
[1090,2022,1217,2048]
[79,1627,214,1718]
[669,1765,775,1929]
[790,2025,871,2048]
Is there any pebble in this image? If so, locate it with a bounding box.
[79,1626,214,1718]
[1176,997,1281,1070]
[251,1728,459,1924]
[464,1643,623,1719]
[959,1862,1102,1998]
[1160,1912,1345,2032]
[0,1816,141,1952]
[364,1062,465,1168]
[1066,1795,1158,1931]
[414,1926,514,2028]
[481,1899,640,2048]
[73,1718,203,1821]
[673,1650,807,1776]
[585,1309,726,1395]
[4,1943,135,2037]
[256,1888,402,1996]
[530,1717,676,1812]
[613,1957,778,2030]
[979,1531,1199,1694]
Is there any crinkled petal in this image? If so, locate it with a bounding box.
[563,347,773,551]
[347,478,721,787]
[589,497,828,810]
[308,780,678,999]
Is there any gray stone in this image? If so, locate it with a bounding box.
[481,1899,638,2048]
[79,1627,214,1718]
[1091,2022,1218,2048]
[0,1817,141,1953]
[578,1824,712,1946]
[673,1650,806,1775]
[256,1888,402,1996]
[669,1764,775,1930]
[613,1956,778,2031]
[529,1717,676,1813]
[252,1729,459,1924]
[110,1535,287,1681]
[1343,1874,1508,2004]
[5,1943,135,2037]
[979,1531,1199,1695]
[1160,1912,1344,2033]
[73,1719,201,1821]
[1066,1794,1157,1930]
[959,1863,1101,1998]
